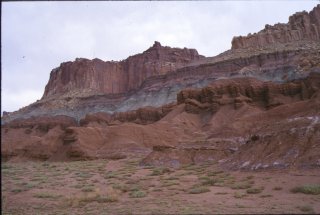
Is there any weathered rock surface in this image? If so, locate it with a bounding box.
[2,5,320,124]
[1,115,78,161]
[43,41,204,99]
[141,73,320,168]
[79,103,176,126]
[3,42,319,123]
[2,73,320,167]
[232,5,320,49]
[177,72,319,113]
[2,5,320,170]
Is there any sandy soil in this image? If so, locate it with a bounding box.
[2,156,320,215]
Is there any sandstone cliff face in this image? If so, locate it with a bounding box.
[141,73,320,168]
[3,43,318,123]
[2,5,320,169]
[232,5,320,49]
[2,74,320,168]
[43,41,204,98]
[177,73,319,114]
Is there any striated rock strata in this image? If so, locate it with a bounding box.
[2,5,320,170]
[232,5,320,49]
[3,42,319,122]
[2,73,320,167]
[43,41,204,98]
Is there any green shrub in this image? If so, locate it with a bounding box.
[151,167,171,176]
[161,181,179,187]
[246,187,263,194]
[129,190,147,198]
[112,184,129,193]
[104,172,117,179]
[188,186,210,194]
[207,170,224,176]
[81,187,94,192]
[234,192,246,198]
[273,186,282,191]
[290,184,320,195]
[11,188,24,193]
[298,205,314,213]
[33,192,60,199]
[96,195,118,203]
[201,178,222,186]
[231,182,252,190]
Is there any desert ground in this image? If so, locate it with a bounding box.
[2,156,320,215]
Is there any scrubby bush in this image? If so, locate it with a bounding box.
[290,184,320,195]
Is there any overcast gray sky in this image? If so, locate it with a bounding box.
[2,1,318,113]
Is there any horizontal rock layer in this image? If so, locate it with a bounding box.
[43,41,204,98]
[3,45,319,123]
[232,5,320,49]
[3,74,319,169]
[3,6,320,124]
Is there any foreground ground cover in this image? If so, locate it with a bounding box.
[2,157,320,214]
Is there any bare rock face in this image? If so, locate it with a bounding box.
[1,115,77,161]
[232,5,320,49]
[141,73,320,169]
[2,74,319,166]
[43,41,204,98]
[177,74,319,113]
[2,6,320,169]
[2,115,77,130]
[79,103,176,126]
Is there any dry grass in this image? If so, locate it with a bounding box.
[246,187,264,194]
[290,184,320,195]
[297,205,315,213]
[231,182,252,190]
[2,159,320,214]
[129,190,147,198]
[188,185,210,194]
[65,189,119,206]
[33,192,61,199]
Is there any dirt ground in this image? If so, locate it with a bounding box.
[2,156,320,215]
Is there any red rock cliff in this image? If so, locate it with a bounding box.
[232,4,320,49]
[43,41,204,98]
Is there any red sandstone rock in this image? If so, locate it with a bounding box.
[177,74,319,113]
[43,41,204,98]
[79,112,113,126]
[3,115,77,130]
[232,5,320,49]
[2,7,320,169]
[117,104,175,124]
[80,103,176,126]
[2,74,319,168]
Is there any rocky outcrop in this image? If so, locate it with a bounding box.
[3,43,319,124]
[177,73,319,114]
[141,144,232,168]
[2,5,320,169]
[112,104,176,125]
[232,5,320,49]
[140,73,320,169]
[2,6,320,125]
[79,103,176,126]
[2,74,319,167]
[2,115,77,130]
[43,41,204,98]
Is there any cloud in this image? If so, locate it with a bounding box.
[1,1,318,112]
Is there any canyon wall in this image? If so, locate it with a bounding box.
[232,5,320,49]
[2,5,320,124]
[2,5,320,169]
[43,41,204,98]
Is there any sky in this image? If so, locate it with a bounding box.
[1,1,318,113]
